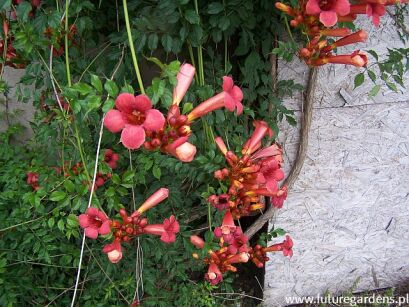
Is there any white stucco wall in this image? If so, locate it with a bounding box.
[264,15,409,306]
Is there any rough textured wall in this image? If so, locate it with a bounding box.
[264,16,409,306]
[0,67,34,141]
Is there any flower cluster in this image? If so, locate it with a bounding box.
[190,211,293,285]
[209,120,287,219]
[275,0,408,67]
[104,149,119,169]
[26,172,40,191]
[78,188,180,263]
[104,63,243,162]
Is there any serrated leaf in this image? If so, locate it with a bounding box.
[207,2,224,14]
[386,81,398,92]
[102,98,115,113]
[66,214,78,228]
[64,180,75,193]
[57,219,65,231]
[148,34,158,50]
[367,70,376,83]
[16,2,32,22]
[48,218,55,228]
[50,191,67,202]
[161,34,173,53]
[90,74,102,93]
[368,84,381,98]
[354,73,365,89]
[104,80,119,98]
[152,165,161,179]
[184,10,200,24]
[182,102,193,114]
[73,83,94,96]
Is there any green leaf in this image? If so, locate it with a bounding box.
[122,170,134,183]
[104,80,119,98]
[207,2,224,14]
[90,75,103,93]
[148,34,159,50]
[152,165,161,179]
[367,50,378,61]
[161,34,173,53]
[386,81,398,92]
[184,10,200,24]
[368,84,381,98]
[182,102,193,114]
[354,73,365,89]
[73,83,94,96]
[48,217,55,228]
[367,70,376,83]
[0,0,11,10]
[63,180,75,193]
[102,98,115,113]
[57,219,65,231]
[50,191,67,202]
[66,214,79,228]
[16,2,32,22]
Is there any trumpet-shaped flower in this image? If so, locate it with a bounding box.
[137,188,169,214]
[79,207,111,239]
[102,241,122,263]
[205,263,223,285]
[222,76,244,115]
[173,63,196,106]
[143,215,180,243]
[104,93,165,149]
[306,0,351,27]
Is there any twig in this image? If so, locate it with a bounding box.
[244,67,318,239]
[387,8,409,36]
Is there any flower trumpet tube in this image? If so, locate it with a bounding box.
[324,30,368,51]
[187,93,225,122]
[319,28,352,37]
[136,188,169,214]
[103,241,123,263]
[215,137,228,155]
[143,215,180,243]
[205,263,223,285]
[162,136,197,162]
[263,235,294,257]
[190,235,205,249]
[242,120,273,155]
[315,50,368,67]
[172,63,196,106]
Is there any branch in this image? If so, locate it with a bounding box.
[244,67,318,239]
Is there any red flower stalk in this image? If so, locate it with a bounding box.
[102,241,122,263]
[79,207,111,239]
[143,215,180,243]
[173,63,196,106]
[104,93,165,149]
[136,188,169,214]
[104,149,119,169]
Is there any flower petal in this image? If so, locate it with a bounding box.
[306,0,321,15]
[231,85,243,102]
[134,94,152,111]
[160,231,176,243]
[84,227,99,239]
[120,125,145,149]
[175,142,197,162]
[266,179,279,193]
[224,93,235,112]
[335,0,351,16]
[115,93,136,113]
[104,110,125,133]
[143,109,165,132]
[78,214,90,228]
[99,220,111,235]
[222,76,234,92]
[319,11,338,27]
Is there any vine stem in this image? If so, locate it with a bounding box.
[122,0,145,94]
[70,115,105,307]
[64,0,71,87]
[244,67,318,239]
